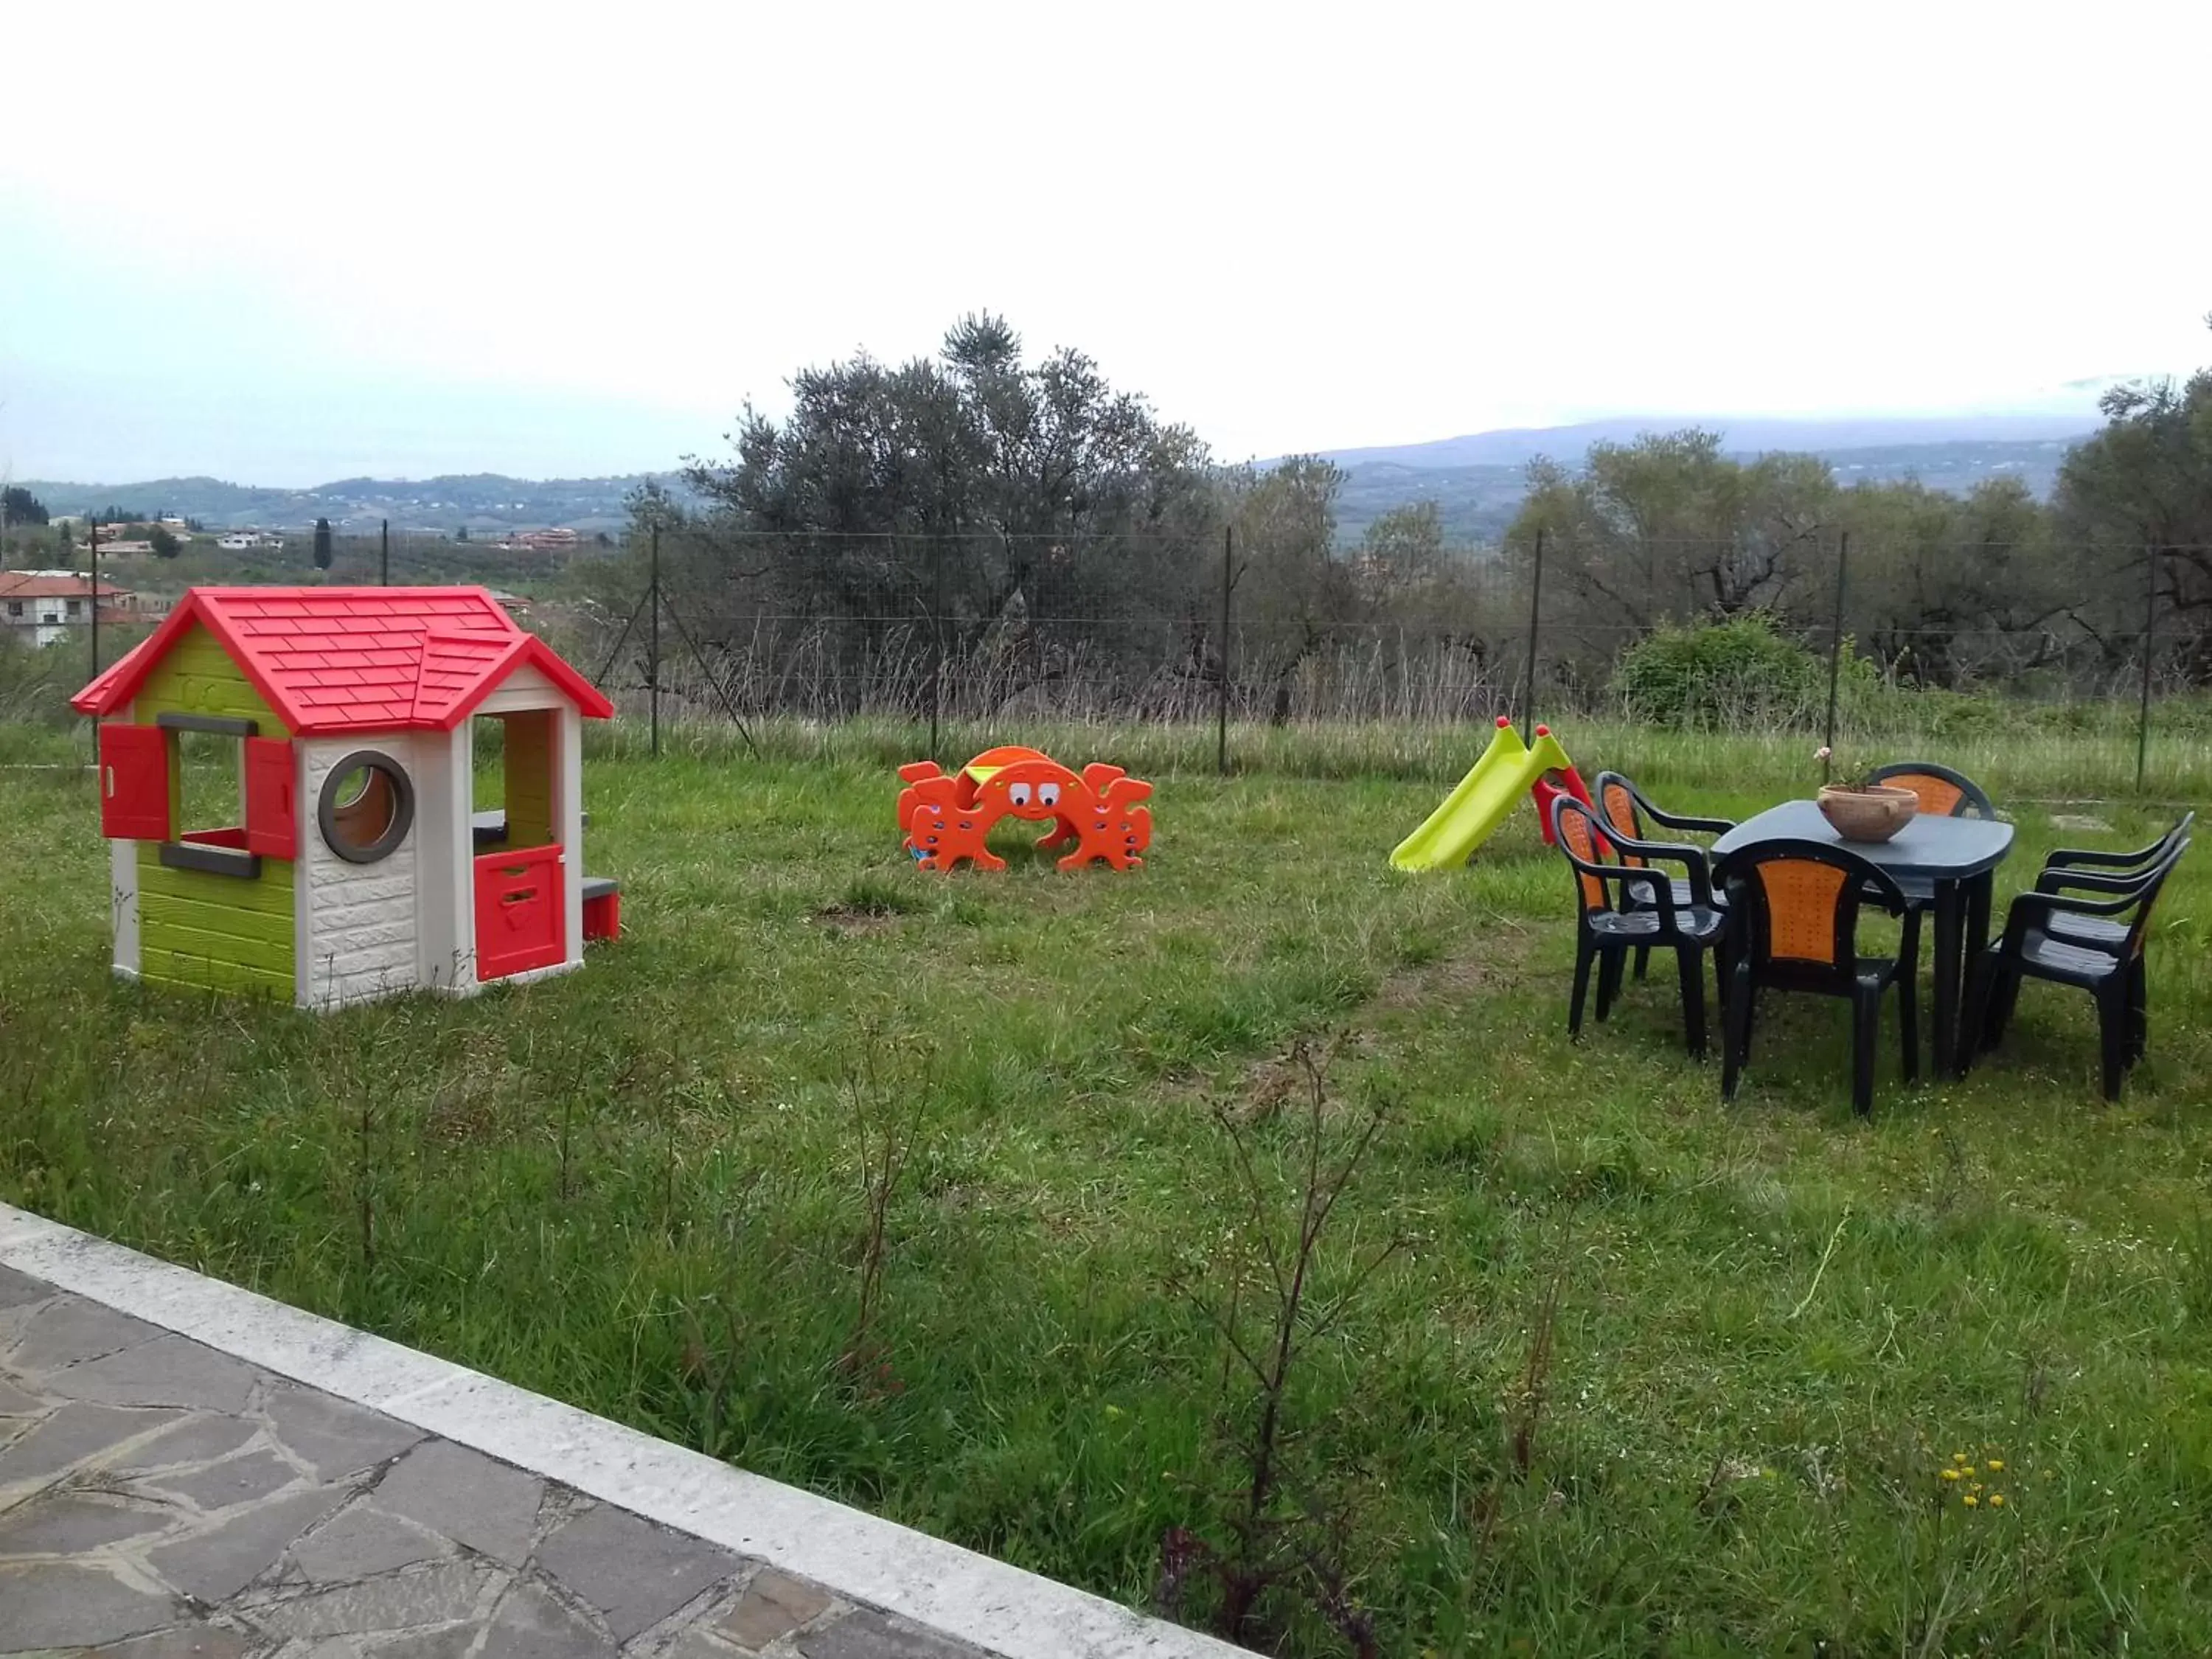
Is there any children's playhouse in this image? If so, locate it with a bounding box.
[73,586,616,1008]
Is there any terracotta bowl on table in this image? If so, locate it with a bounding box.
[1816,783,1918,844]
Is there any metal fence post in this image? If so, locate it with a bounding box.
[1217,526,1233,775]
[649,523,661,759]
[89,517,101,684]
[1823,531,1850,784]
[927,534,945,762]
[1519,527,1545,740]
[2137,545,2157,792]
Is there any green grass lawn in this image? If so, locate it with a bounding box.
[4,717,2210,1655]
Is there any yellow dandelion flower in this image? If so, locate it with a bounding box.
[1989,1494,2006,1507]
[1963,1494,1978,1508]
[1986,1459,2003,1471]
[1941,1468,1961,1481]
[1953,1452,1969,1464]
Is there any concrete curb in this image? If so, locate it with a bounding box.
[0,1202,1249,1659]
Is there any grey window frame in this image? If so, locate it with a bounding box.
[317,749,416,865]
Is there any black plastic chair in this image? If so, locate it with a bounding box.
[1969,838,2188,1101]
[2037,812,2193,956]
[1866,762,1997,820]
[1592,771,1735,981]
[1717,838,1921,1116]
[1857,762,1998,914]
[1552,794,1728,1059]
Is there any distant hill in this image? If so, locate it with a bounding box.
[15,473,689,537]
[1331,439,2087,543]
[1315,413,2100,472]
[24,410,2107,550]
[1332,463,1528,546]
[1315,414,2101,543]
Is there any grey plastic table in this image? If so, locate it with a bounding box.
[1714,801,2014,1077]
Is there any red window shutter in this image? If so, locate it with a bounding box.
[98,724,172,841]
[243,737,297,859]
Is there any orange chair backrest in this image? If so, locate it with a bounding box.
[1558,804,1610,912]
[1599,779,1645,869]
[1882,771,1964,817]
[1752,858,1846,965]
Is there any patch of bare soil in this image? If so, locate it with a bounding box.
[1368,921,1540,1015]
[1208,917,1547,1121]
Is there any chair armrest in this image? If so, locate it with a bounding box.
[2045,839,2166,872]
[1642,803,1737,836]
[2009,888,2140,925]
[1997,886,2141,956]
[1599,827,1703,866]
[1605,832,1717,908]
[1567,859,1680,921]
[2035,865,2155,898]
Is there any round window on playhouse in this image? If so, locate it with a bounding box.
[318,751,415,863]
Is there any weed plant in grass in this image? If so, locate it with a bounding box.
[3,717,2211,1655]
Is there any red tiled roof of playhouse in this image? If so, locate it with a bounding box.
[71,587,613,732]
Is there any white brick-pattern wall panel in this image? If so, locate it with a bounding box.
[110,818,141,977]
[108,700,143,978]
[301,737,422,1009]
[410,723,474,994]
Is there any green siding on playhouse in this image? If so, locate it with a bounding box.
[127,623,297,998]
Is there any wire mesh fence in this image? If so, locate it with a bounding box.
[13,521,2206,787]
[568,528,2212,775]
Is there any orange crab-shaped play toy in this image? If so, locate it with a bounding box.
[897,745,1153,872]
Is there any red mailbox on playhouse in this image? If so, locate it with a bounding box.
[74,586,622,1009]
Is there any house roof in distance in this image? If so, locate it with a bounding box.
[72,585,614,733]
[0,571,132,601]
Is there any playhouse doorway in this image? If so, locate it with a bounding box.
[471,711,564,981]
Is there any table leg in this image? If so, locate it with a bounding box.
[1931,879,1962,1078]
[1957,872,1994,1077]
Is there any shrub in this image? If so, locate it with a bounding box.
[1613,613,1870,728]
[0,629,153,729]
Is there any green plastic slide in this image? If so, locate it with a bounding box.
[1390,721,1576,871]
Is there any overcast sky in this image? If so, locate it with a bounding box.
[4,0,2207,486]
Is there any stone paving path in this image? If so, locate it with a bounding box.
[0,1264,987,1658]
